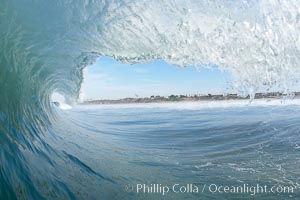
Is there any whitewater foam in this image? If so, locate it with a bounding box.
[77,98,300,111]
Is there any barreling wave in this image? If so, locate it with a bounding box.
[0,0,300,199]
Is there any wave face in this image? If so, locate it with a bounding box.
[1,0,300,100]
[0,0,300,199]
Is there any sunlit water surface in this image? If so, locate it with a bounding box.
[44,101,300,199]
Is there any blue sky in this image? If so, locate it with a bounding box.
[81,56,231,100]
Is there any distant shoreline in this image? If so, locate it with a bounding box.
[80,92,300,105]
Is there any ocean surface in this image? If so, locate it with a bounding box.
[1,1,300,199]
[16,100,296,200]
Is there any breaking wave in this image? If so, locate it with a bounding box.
[0,0,299,199]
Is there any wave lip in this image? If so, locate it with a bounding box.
[1,0,300,106]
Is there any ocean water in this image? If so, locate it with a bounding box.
[1,1,300,199]
[13,100,296,200]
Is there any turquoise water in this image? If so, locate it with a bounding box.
[5,101,296,200]
[1,1,300,199]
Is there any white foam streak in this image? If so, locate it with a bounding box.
[59,103,73,110]
[77,99,300,111]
